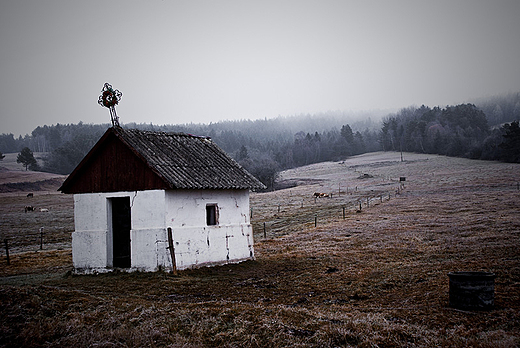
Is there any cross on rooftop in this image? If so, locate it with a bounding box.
[98,82,122,127]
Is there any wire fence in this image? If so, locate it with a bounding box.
[251,185,402,240]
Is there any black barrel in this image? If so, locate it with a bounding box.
[448,271,495,310]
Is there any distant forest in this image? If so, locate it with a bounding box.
[1,92,519,189]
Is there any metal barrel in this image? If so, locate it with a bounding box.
[448,271,495,310]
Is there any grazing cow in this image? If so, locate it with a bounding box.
[27,193,33,198]
[24,206,35,213]
[40,208,49,212]
[313,192,329,198]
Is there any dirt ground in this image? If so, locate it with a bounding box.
[0,152,519,347]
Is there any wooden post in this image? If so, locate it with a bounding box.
[367,197,369,208]
[39,227,44,250]
[314,214,317,227]
[342,206,345,219]
[250,208,253,219]
[4,239,9,265]
[278,205,280,213]
[167,227,177,275]
[380,195,383,203]
[359,202,362,211]
[263,222,266,238]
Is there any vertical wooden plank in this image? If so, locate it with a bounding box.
[167,227,177,275]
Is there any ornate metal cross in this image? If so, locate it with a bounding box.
[98,82,122,127]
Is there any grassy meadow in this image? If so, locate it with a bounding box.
[1,152,519,347]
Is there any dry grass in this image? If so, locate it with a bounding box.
[1,152,519,347]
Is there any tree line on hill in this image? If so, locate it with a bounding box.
[1,93,519,189]
[379,103,520,163]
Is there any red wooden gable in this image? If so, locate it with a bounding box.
[59,129,170,194]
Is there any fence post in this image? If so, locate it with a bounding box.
[39,227,44,250]
[343,206,345,219]
[4,239,9,265]
[314,214,317,227]
[263,222,266,238]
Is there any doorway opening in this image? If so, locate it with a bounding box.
[109,197,131,268]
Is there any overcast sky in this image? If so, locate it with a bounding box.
[1,0,519,136]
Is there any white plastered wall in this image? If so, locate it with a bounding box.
[72,188,254,273]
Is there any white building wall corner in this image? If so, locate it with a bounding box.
[170,224,254,271]
[226,224,255,261]
[156,232,172,272]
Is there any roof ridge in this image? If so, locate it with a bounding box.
[121,127,211,139]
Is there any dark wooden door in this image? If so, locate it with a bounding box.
[111,197,131,268]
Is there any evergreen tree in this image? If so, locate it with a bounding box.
[17,147,37,171]
[500,120,520,162]
[340,124,354,143]
[237,145,248,161]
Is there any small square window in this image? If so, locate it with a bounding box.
[206,204,218,226]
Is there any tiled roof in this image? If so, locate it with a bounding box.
[113,127,265,190]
